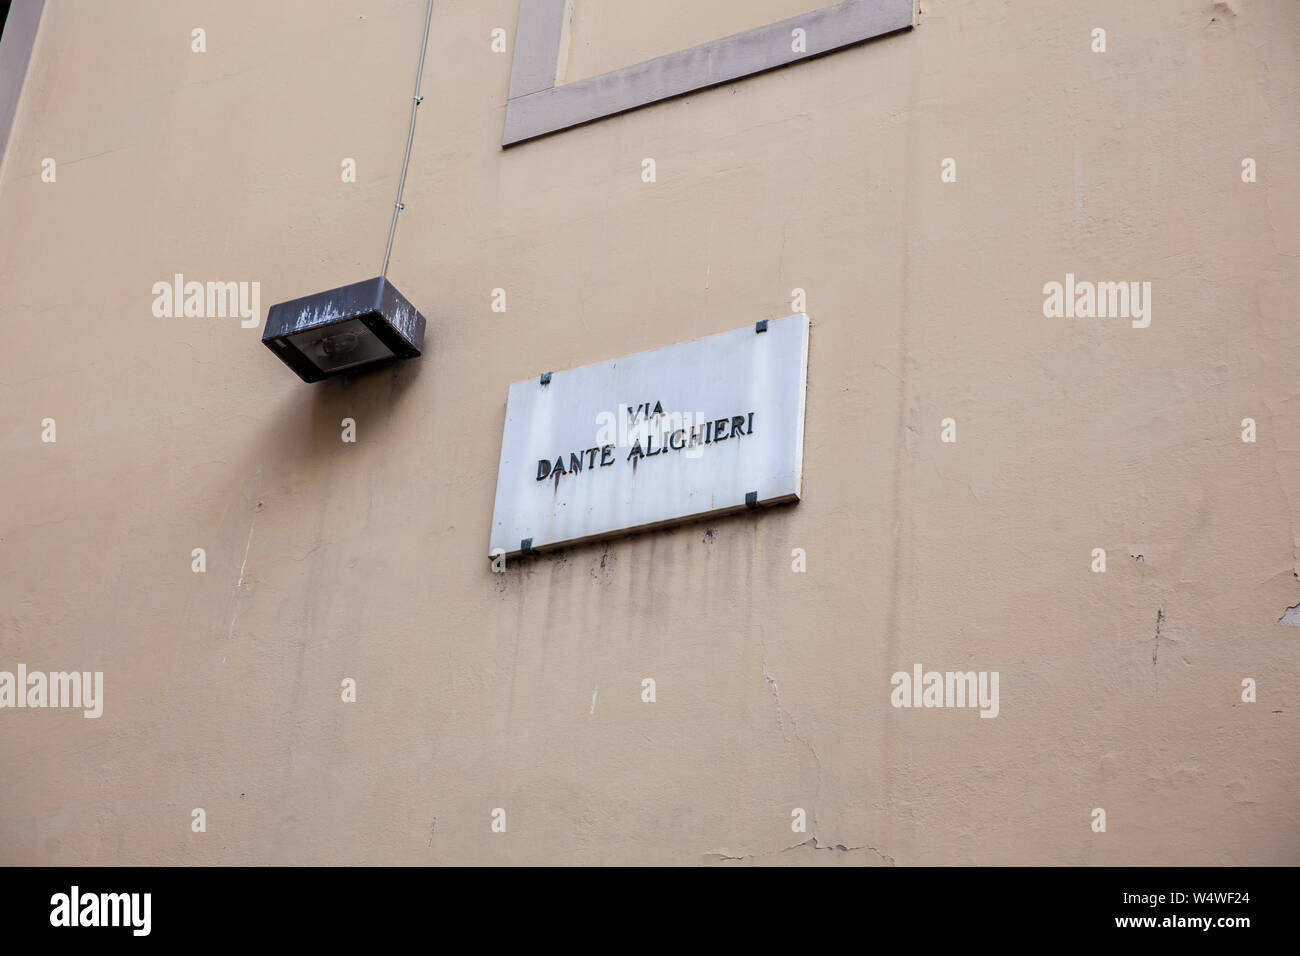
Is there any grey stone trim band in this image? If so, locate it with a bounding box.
[503,0,912,147]
[0,0,45,171]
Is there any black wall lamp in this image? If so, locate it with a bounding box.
[262,277,426,383]
[260,0,434,384]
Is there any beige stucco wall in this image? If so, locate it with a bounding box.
[1,0,1297,865]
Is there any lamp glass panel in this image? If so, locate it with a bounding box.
[288,318,394,373]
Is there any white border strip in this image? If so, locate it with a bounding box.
[0,0,45,172]
[503,0,912,147]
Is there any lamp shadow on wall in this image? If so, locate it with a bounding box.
[240,316,433,498]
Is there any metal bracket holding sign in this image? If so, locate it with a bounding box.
[488,313,809,558]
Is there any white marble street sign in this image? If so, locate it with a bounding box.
[489,313,809,557]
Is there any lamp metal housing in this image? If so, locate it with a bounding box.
[261,276,427,383]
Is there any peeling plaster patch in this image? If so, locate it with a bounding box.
[1279,603,1300,626]
[707,837,895,865]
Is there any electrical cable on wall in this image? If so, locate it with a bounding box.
[382,0,435,278]
[258,0,434,382]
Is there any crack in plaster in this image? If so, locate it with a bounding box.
[224,467,262,647]
[758,656,885,865]
[706,837,895,865]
